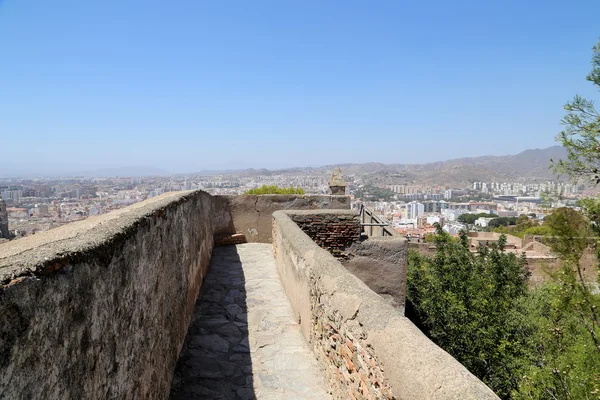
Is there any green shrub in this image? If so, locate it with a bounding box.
[243,185,305,195]
[409,211,600,399]
[407,227,532,398]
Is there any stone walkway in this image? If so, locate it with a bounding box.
[170,243,331,400]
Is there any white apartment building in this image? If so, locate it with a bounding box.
[404,201,424,219]
[443,222,467,235]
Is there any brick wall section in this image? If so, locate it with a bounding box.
[290,213,360,257]
[313,292,395,399]
[285,211,401,398]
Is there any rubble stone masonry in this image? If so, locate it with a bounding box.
[312,287,395,399]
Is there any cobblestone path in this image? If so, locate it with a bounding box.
[170,243,331,400]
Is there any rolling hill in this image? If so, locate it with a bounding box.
[237,146,569,187]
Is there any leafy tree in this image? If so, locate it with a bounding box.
[515,207,600,399]
[579,197,600,236]
[516,39,600,399]
[544,207,600,352]
[520,225,552,237]
[514,283,600,399]
[489,216,518,228]
[544,208,592,263]
[552,39,600,183]
[244,185,305,195]
[423,232,436,243]
[490,215,541,238]
[457,213,498,226]
[407,225,531,398]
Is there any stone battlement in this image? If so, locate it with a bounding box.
[0,191,498,399]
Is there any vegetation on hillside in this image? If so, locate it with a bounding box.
[408,217,600,399]
[514,204,600,399]
[243,185,305,195]
[490,215,550,238]
[488,216,519,228]
[353,184,396,201]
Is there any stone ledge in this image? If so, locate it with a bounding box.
[0,190,208,284]
[272,210,499,400]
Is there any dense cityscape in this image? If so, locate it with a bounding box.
[0,170,586,244]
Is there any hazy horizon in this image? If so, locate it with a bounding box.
[0,145,564,178]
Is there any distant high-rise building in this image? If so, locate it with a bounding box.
[1,189,22,206]
[423,200,449,213]
[406,201,424,219]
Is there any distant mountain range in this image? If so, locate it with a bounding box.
[334,146,569,186]
[0,147,568,184]
[195,146,568,186]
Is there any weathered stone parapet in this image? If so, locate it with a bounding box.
[342,238,408,312]
[272,210,499,400]
[214,194,351,243]
[0,190,217,399]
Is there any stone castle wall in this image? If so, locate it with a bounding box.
[1,191,499,399]
[214,194,351,243]
[272,210,499,400]
[407,241,438,256]
[0,191,218,399]
[342,238,408,312]
[0,191,350,399]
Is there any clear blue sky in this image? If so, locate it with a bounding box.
[1,0,599,175]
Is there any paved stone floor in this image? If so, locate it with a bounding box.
[170,243,331,400]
